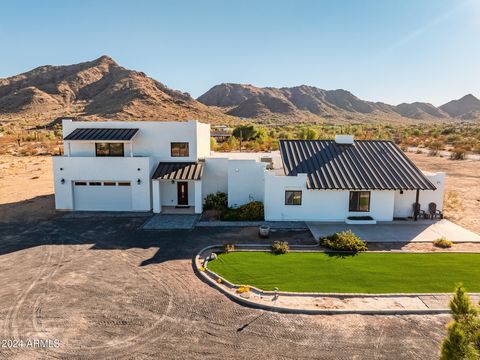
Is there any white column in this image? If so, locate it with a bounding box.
[152,180,161,213]
[129,142,133,157]
[66,141,71,157]
[194,180,202,214]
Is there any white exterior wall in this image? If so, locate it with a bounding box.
[63,119,204,162]
[202,158,228,199]
[53,156,153,211]
[227,160,266,208]
[393,172,446,218]
[264,172,395,221]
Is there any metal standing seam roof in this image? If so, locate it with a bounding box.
[279,140,436,191]
[152,162,204,180]
[64,128,139,141]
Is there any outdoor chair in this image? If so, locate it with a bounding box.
[412,203,426,219]
[428,202,443,219]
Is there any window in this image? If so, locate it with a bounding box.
[74,181,87,186]
[349,191,371,212]
[285,190,302,205]
[103,182,116,186]
[171,142,189,157]
[95,143,124,157]
[118,182,131,186]
[89,182,101,186]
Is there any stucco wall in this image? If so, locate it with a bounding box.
[53,156,153,211]
[202,158,228,200]
[393,172,446,218]
[227,160,266,208]
[63,119,209,163]
[264,172,395,221]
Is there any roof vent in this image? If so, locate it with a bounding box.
[335,134,354,145]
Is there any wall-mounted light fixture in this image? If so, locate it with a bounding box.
[137,168,141,171]
[61,178,65,184]
[60,168,63,171]
[137,179,142,185]
[171,180,175,184]
[400,190,404,194]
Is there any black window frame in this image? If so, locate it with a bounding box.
[95,143,125,157]
[285,190,302,205]
[349,191,371,212]
[170,142,189,157]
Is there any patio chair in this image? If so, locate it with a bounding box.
[412,203,426,219]
[428,202,443,219]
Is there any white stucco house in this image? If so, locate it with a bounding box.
[53,120,445,222]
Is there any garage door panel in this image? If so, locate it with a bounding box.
[73,181,132,211]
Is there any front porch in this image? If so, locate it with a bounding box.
[307,219,480,243]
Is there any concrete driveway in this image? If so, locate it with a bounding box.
[307,219,480,243]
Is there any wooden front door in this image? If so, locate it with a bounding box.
[177,182,188,206]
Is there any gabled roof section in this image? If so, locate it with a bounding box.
[152,162,204,181]
[279,140,436,191]
[64,128,139,141]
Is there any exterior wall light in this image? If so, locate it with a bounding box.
[400,190,404,194]
[171,180,175,184]
[61,178,65,184]
[137,179,142,185]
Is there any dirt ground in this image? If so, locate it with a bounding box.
[407,153,480,234]
[0,217,450,359]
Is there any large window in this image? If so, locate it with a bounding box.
[171,142,189,157]
[349,191,371,212]
[95,143,124,157]
[285,190,302,205]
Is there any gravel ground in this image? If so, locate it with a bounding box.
[0,216,450,359]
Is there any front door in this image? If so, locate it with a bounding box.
[177,182,188,206]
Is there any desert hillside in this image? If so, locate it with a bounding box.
[197,83,480,123]
[0,56,233,126]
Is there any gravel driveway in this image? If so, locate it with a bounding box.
[0,216,450,359]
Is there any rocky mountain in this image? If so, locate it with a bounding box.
[439,94,480,120]
[0,56,231,125]
[198,83,479,123]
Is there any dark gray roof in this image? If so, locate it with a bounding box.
[279,140,436,190]
[64,128,139,141]
[152,162,204,180]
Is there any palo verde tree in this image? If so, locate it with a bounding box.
[440,285,480,360]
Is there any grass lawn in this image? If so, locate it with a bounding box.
[208,252,480,293]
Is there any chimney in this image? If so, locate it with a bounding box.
[335,134,354,145]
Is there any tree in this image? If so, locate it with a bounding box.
[441,285,480,359]
[210,137,218,151]
[232,125,258,141]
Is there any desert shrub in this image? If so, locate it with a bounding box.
[434,237,453,248]
[221,201,264,221]
[223,244,235,253]
[444,190,464,214]
[236,286,250,294]
[450,147,466,160]
[320,230,368,252]
[271,241,289,254]
[204,192,228,210]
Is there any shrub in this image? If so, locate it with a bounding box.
[320,230,368,252]
[204,192,227,210]
[223,244,235,253]
[450,147,466,160]
[221,201,264,221]
[271,241,289,254]
[236,286,250,294]
[434,237,453,248]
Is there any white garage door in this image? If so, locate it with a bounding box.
[73,181,132,211]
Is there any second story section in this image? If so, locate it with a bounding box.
[62,119,211,162]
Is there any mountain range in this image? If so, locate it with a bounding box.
[0,56,479,126]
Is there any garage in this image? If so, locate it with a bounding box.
[73,181,132,211]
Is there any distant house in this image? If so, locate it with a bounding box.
[53,120,445,222]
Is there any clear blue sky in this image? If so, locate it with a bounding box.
[0,0,479,105]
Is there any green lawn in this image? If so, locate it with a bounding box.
[208,252,480,293]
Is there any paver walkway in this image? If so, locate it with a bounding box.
[142,214,200,230]
[307,219,480,243]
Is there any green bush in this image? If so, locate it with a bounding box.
[434,237,453,248]
[271,241,289,254]
[320,230,368,252]
[221,201,264,221]
[204,192,228,210]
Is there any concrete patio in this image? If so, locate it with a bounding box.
[307,219,480,243]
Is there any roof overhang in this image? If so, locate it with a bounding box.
[64,128,139,142]
[152,162,204,181]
